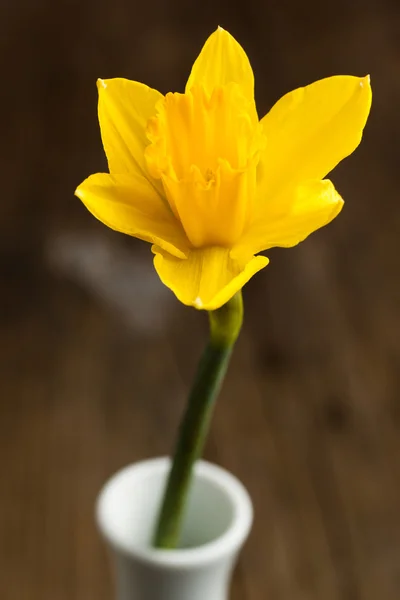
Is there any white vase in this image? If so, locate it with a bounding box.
[96,457,253,600]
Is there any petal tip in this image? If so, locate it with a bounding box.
[185,26,254,99]
[360,74,371,89]
[97,78,108,90]
[194,296,204,308]
[75,186,84,199]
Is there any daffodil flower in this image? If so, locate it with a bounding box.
[76,27,371,310]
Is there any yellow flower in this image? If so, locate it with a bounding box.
[75,27,371,310]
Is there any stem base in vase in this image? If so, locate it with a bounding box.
[97,457,253,600]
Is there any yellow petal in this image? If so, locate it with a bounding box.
[232,179,343,258]
[185,27,254,101]
[75,173,189,258]
[152,246,269,310]
[258,75,372,200]
[97,78,163,179]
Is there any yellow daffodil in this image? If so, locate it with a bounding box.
[75,27,371,310]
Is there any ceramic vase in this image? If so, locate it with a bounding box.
[96,457,253,600]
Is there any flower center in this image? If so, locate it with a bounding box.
[205,168,216,184]
[145,84,265,248]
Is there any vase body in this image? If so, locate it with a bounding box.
[96,457,253,600]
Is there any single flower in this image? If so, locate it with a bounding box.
[75,27,371,310]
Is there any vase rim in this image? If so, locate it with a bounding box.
[96,457,253,568]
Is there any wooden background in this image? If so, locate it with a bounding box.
[1,0,400,598]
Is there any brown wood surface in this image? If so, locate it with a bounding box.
[1,0,400,598]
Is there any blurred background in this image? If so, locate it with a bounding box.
[1,0,400,598]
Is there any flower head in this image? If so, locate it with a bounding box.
[76,27,371,310]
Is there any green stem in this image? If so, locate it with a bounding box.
[153,291,243,549]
